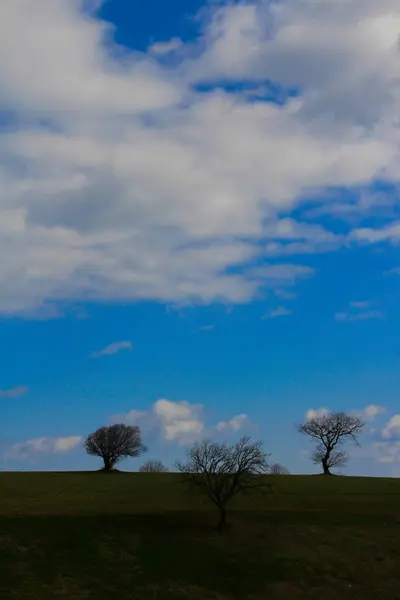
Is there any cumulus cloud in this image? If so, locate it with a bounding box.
[153,399,205,443]
[0,385,28,398]
[354,404,386,422]
[113,399,205,444]
[215,413,252,432]
[113,399,254,444]
[91,340,132,358]
[306,405,386,423]
[5,435,82,461]
[369,441,400,465]
[305,407,329,420]
[382,415,400,440]
[0,0,399,315]
[111,409,147,424]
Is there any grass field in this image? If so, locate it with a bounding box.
[1,472,399,599]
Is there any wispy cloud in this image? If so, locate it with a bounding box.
[349,301,371,309]
[199,324,215,331]
[335,310,383,322]
[262,306,292,319]
[274,290,296,300]
[335,300,383,322]
[351,222,400,245]
[91,341,132,358]
[0,386,28,398]
[149,37,183,55]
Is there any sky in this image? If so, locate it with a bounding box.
[0,0,400,476]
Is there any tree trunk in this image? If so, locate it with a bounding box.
[322,457,331,475]
[103,456,112,472]
[217,506,227,531]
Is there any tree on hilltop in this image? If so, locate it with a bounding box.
[298,411,364,475]
[270,462,290,475]
[84,424,147,472]
[139,459,168,473]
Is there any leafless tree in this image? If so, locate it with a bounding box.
[270,462,290,475]
[175,436,270,530]
[84,424,147,472]
[139,459,168,473]
[298,412,364,475]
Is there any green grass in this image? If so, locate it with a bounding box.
[1,472,399,599]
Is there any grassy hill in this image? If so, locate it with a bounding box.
[1,472,399,599]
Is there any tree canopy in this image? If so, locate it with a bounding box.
[176,436,270,529]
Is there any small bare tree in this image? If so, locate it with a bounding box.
[84,424,147,472]
[176,436,270,530]
[139,459,168,473]
[298,412,364,475]
[270,462,290,475]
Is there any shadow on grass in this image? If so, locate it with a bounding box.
[0,511,300,599]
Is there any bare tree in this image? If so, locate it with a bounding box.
[84,424,147,472]
[270,462,290,475]
[175,436,270,530]
[298,412,364,475]
[139,459,168,473]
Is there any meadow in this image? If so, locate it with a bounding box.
[1,472,399,599]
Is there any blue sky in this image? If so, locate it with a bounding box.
[1,0,400,475]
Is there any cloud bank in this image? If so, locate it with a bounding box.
[0,1,399,315]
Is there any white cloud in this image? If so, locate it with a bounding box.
[91,340,132,358]
[149,37,183,55]
[113,399,205,444]
[349,301,371,309]
[335,310,383,322]
[382,415,400,440]
[335,299,383,322]
[262,306,292,319]
[191,0,400,131]
[5,435,82,461]
[246,264,314,285]
[152,399,205,444]
[111,409,147,425]
[351,222,400,244]
[306,404,386,424]
[354,404,386,422]
[305,407,329,421]
[0,1,399,314]
[215,413,252,433]
[370,441,400,464]
[113,399,255,444]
